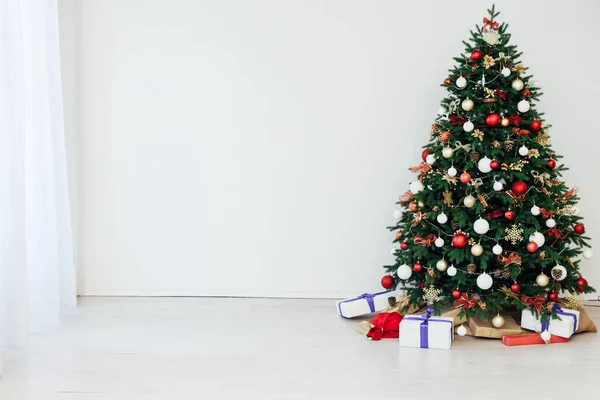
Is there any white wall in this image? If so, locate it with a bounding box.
[71,0,600,298]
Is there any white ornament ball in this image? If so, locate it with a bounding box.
[477,156,492,173]
[518,100,531,113]
[438,106,447,116]
[473,218,490,235]
[492,243,503,255]
[447,265,457,276]
[492,314,506,328]
[436,259,449,272]
[462,98,474,111]
[463,120,474,132]
[390,248,398,256]
[493,181,504,191]
[511,78,524,91]
[457,324,467,336]
[477,273,493,290]
[518,145,529,156]
[442,147,454,159]
[540,330,551,341]
[546,218,556,228]
[426,154,436,165]
[529,232,546,247]
[436,212,448,224]
[393,209,402,220]
[435,237,445,248]
[396,264,412,280]
[463,195,476,208]
[471,244,484,257]
[409,180,424,194]
[536,273,550,287]
[583,248,594,259]
[501,67,511,77]
[531,205,541,216]
[551,264,567,281]
[447,166,457,177]
[456,76,467,89]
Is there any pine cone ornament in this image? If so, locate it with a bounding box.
[451,220,460,230]
[470,151,480,163]
[467,264,477,274]
[501,269,511,279]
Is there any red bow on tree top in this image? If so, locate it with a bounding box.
[482,17,499,32]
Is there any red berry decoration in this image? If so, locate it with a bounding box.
[421,149,430,162]
[452,290,462,299]
[413,263,423,272]
[460,172,471,184]
[452,233,468,248]
[400,242,408,250]
[504,210,515,221]
[471,50,482,60]
[574,223,585,235]
[381,275,394,289]
[577,277,588,286]
[485,113,502,127]
[510,283,520,293]
[511,181,528,196]
[530,120,542,131]
[490,160,500,169]
[548,159,556,169]
[547,292,559,302]
[526,241,539,253]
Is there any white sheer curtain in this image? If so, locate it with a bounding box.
[0,0,76,348]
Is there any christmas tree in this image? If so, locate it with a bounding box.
[383,6,595,323]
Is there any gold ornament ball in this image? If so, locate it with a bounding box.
[462,98,474,111]
[501,117,510,127]
[436,259,449,272]
[492,314,505,328]
[471,244,484,257]
[442,147,454,158]
[512,78,524,91]
[463,195,476,208]
[536,273,550,287]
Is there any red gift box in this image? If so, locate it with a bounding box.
[502,333,569,346]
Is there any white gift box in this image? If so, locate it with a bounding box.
[521,306,580,339]
[336,290,403,318]
[399,311,454,350]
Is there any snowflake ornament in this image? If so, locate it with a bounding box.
[504,224,524,245]
[423,285,442,305]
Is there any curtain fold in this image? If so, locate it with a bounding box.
[0,0,76,349]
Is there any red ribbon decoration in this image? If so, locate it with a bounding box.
[484,210,505,219]
[494,89,506,100]
[399,190,414,204]
[513,127,530,137]
[409,162,432,180]
[521,295,546,313]
[546,228,568,239]
[454,293,478,309]
[482,17,499,32]
[497,252,522,266]
[412,212,425,226]
[508,113,523,126]
[539,208,554,218]
[413,234,437,246]
[449,115,467,126]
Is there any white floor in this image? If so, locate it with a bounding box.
[0,297,599,400]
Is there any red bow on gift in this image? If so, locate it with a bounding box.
[521,295,546,312]
[414,234,437,246]
[482,17,499,32]
[454,293,478,309]
[362,312,403,341]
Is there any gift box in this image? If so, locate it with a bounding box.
[468,314,523,338]
[399,308,454,350]
[336,290,403,318]
[521,305,580,338]
[502,333,569,346]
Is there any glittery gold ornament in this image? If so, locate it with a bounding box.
[483,55,495,69]
[535,132,550,147]
[443,190,453,206]
[503,140,515,151]
[468,238,477,246]
[467,264,477,274]
[565,296,583,310]
[471,129,484,141]
[528,149,540,159]
[501,117,510,127]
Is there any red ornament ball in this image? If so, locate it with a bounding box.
[574,223,586,235]
[485,113,502,127]
[523,89,531,98]
[530,120,542,131]
[577,277,588,286]
[400,242,408,250]
[395,231,403,239]
[413,263,423,273]
[512,181,528,196]
[471,50,483,60]
[460,172,471,184]
[510,283,520,293]
[548,159,556,169]
[409,202,418,212]
[452,290,462,299]
[547,292,559,302]
[526,241,539,253]
[578,286,585,293]
[421,149,430,162]
[504,210,515,221]
[490,160,500,169]
[441,131,451,141]
[381,275,394,289]
[452,233,468,248]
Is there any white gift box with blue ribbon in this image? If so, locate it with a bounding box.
[521,304,580,339]
[336,290,403,318]
[399,308,454,350]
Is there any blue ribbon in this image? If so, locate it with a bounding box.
[337,290,390,318]
[403,308,454,348]
[540,304,578,334]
